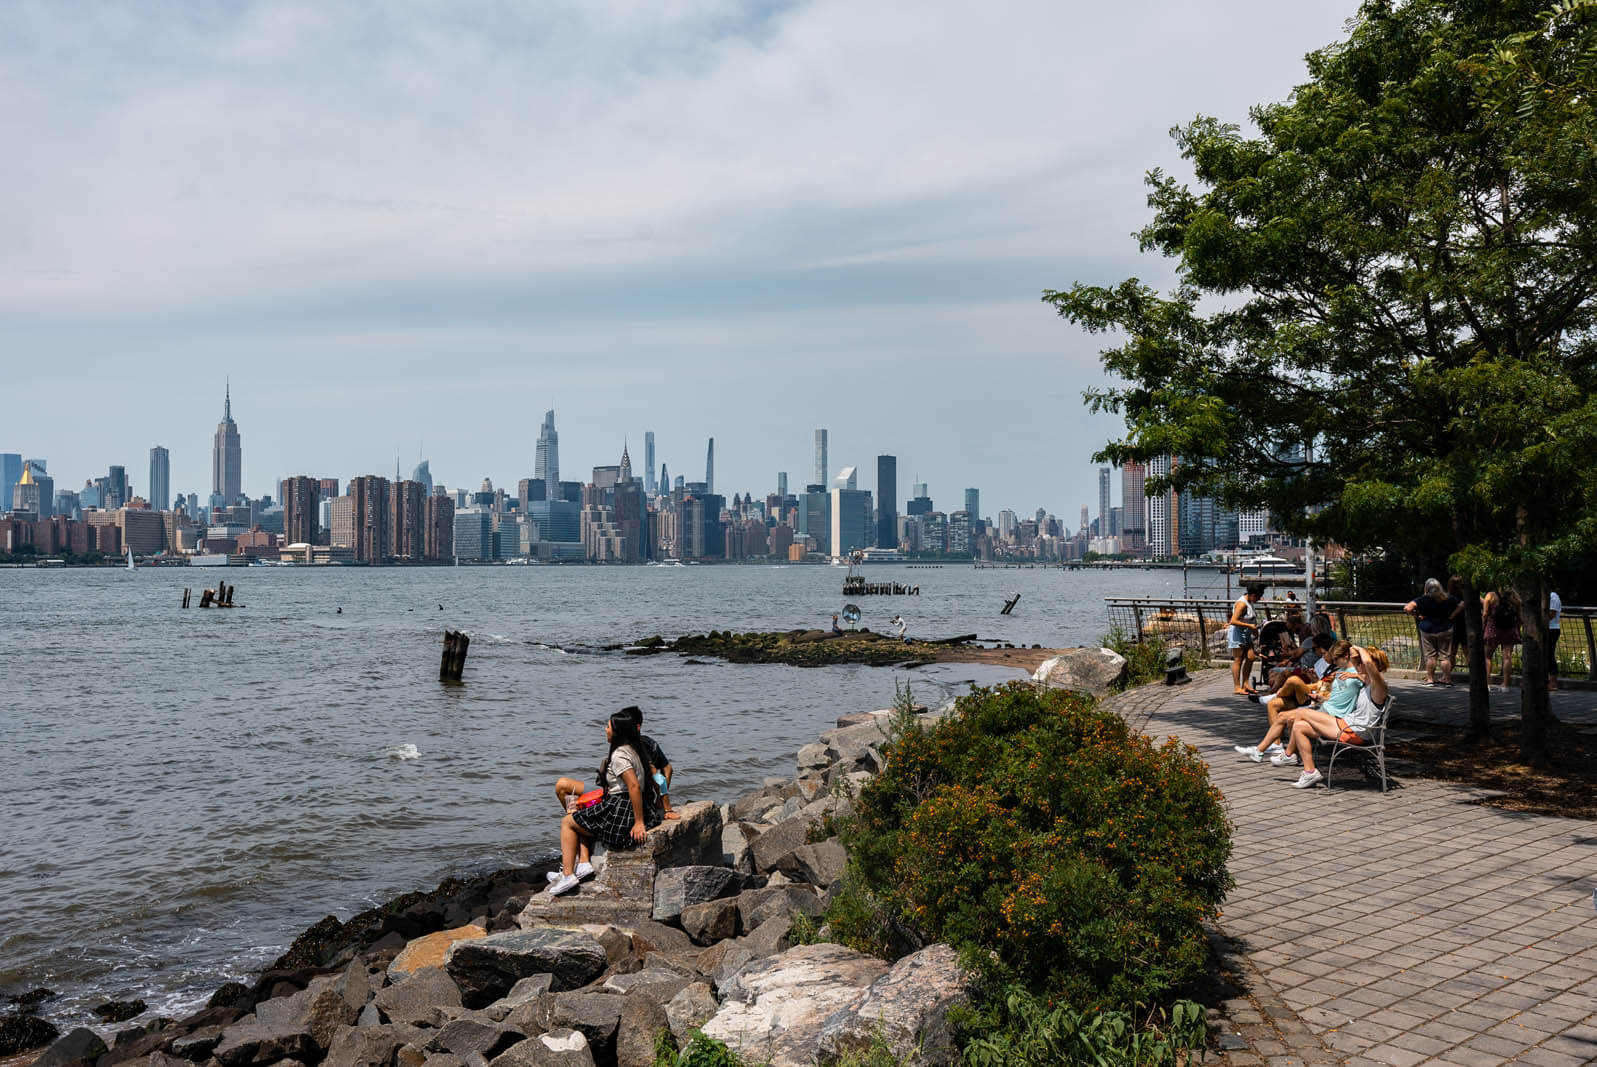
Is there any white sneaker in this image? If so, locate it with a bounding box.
[546,870,561,884]
[1264,742,1285,755]
[548,873,580,896]
[574,861,595,882]
[1292,769,1323,789]
[1270,751,1300,767]
[1233,745,1265,763]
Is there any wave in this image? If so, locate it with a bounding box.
[387,743,420,761]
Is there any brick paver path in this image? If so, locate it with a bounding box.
[1102,674,1597,1067]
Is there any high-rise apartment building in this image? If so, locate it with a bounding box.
[1146,454,1174,557]
[1098,466,1111,536]
[535,410,560,486]
[212,382,242,504]
[348,475,391,563]
[705,438,714,494]
[1121,462,1147,549]
[282,476,320,546]
[776,472,787,498]
[425,493,455,560]
[814,430,828,487]
[150,446,171,513]
[829,487,872,558]
[876,455,897,551]
[964,488,979,525]
[644,432,656,494]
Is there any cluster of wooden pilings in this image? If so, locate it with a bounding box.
[842,578,920,596]
[439,630,470,682]
[183,583,235,608]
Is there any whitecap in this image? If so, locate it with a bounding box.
[387,744,420,761]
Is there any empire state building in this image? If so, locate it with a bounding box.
[212,382,242,504]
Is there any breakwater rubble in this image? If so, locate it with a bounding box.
[5,699,977,1067]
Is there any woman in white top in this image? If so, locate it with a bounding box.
[1274,646,1389,789]
[549,707,663,896]
[1547,587,1563,691]
[1228,584,1265,696]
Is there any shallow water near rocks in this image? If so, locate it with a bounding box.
[3,563,1202,1028]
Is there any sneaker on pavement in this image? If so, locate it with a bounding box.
[1271,751,1300,767]
[548,874,580,896]
[1292,769,1324,789]
[1233,745,1265,762]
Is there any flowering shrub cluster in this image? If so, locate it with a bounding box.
[842,682,1232,1012]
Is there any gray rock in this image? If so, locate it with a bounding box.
[424,1018,527,1060]
[786,838,848,888]
[623,919,697,957]
[211,1015,316,1067]
[738,915,795,961]
[701,944,889,1067]
[373,966,464,1025]
[116,1054,190,1067]
[748,815,812,875]
[614,994,669,1067]
[819,719,891,773]
[541,994,623,1064]
[729,792,783,823]
[695,942,756,991]
[167,1027,223,1061]
[600,966,694,1004]
[816,943,972,1066]
[678,897,741,946]
[664,984,717,1046]
[32,1028,109,1067]
[795,742,831,775]
[336,957,372,1012]
[484,974,554,1022]
[741,886,823,930]
[1033,647,1127,696]
[356,1002,382,1028]
[325,1024,408,1067]
[794,776,827,802]
[726,822,759,875]
[586,925,637,972]
[490,1029,595,1067]
[445,929,608,1006]
[251,975,356,1052]
[651,866,743,923]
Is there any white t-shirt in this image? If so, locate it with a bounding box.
[604,746,640,796]
[1549,591,1562,631]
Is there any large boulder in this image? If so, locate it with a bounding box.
[491,1029,596,1067]
[325,1025,410,1067]
[651,866,743,923]
[816,943,972,1066]
[423,1018,528,1060]
[614,994,670,1067]
[537,994,624,1065]
[664,983,718,1046]
[31,1028,109,1067]
[601,966,695,1003]
[735,886,822,932]
[445,929,607,1006]
[786,839,848,889]
[818,720,891,774]
[484,974,555,1022]
[388,924,487,982]
[795,742,832,776]
[252,974,359,1053]
[372,966,463,1026]
[211,1014,317,1067]
[695,941,756,990]
[748,815,812,876]
[0,1015,59,1057]
[700,944,889,1067]
[678,897,741,946]
[1033,647,1127,696]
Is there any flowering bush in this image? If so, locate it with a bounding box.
[842,682,1231,1012]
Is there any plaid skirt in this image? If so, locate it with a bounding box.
[572,792,662,850]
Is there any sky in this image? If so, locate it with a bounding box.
[2,0,1354,524]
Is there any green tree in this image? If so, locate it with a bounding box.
[1047,0,1597,764]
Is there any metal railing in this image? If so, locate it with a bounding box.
[1104,597,1597,680]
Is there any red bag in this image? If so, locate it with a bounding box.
[574,788,604,809]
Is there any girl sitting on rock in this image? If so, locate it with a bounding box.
[548,706,664,896]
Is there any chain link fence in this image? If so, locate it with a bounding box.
[1104,598,1597,680]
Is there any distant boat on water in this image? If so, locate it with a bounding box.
[126,546,135,571]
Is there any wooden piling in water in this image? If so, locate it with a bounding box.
[182,587,191,609]
[199,589,215,608]
[440,630,470,681]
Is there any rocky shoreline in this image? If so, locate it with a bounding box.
[2,691,1000,1067]
[623,629,1061,672]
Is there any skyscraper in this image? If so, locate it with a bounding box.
[104,465,127,511]
[777,472,788,497]
[644,432,656,494]
[412,460,433,495]
[1121,462,1147,550]
[814,429,828,487]
[1147,454,1173,557]
[212,382,242,504]
[150,446,171,513]
[282,475,319,545]
[1098,466,1111,536]
[0,455,21,517]
[705,438,714,494]
[26,461,54,520]
[876,455,897,551]
[964,488,979,524]
[535,410,560,486]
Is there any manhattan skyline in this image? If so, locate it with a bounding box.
[1,2,1350,513]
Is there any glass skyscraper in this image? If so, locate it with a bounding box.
[150,446,170,512]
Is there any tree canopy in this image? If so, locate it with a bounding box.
[1047,0,1597,760]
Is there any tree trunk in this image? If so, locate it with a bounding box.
[1459,578,1491,740]
[1516,576,1552,767]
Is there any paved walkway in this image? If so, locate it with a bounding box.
[1103,674,1597,1067]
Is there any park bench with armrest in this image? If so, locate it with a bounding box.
[1315,693,1396,793]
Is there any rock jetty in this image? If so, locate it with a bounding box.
[11,703,974,1067]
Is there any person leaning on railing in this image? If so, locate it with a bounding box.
[1405,578,1464,688]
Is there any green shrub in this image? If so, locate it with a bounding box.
[656,1030,745,1067]
[962,988,1207,1066]
[1103,627,1203,689]
[842,682,1231,1013]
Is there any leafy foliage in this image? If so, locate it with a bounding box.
[963,989,1207,1067]
[1103,627,1204,689]
[654,1030,744,1067]
[1047,0,1597,761]
[842,683,1232,1013]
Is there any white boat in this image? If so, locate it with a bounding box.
[125,546,135,571]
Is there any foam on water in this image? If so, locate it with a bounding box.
[387,743,421,761]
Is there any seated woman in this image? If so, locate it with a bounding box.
[1267,646,1389,789]
[547,707,664,896]
[1236,638,1348,759]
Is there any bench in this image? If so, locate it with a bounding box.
[1315,694,1395,792]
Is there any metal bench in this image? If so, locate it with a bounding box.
[1316,694,1396,792]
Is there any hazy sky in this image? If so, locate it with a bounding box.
[3,1,1352,522]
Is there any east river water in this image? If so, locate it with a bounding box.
[2,562,1224,1025]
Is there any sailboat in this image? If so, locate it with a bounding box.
[125,546,135,571]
